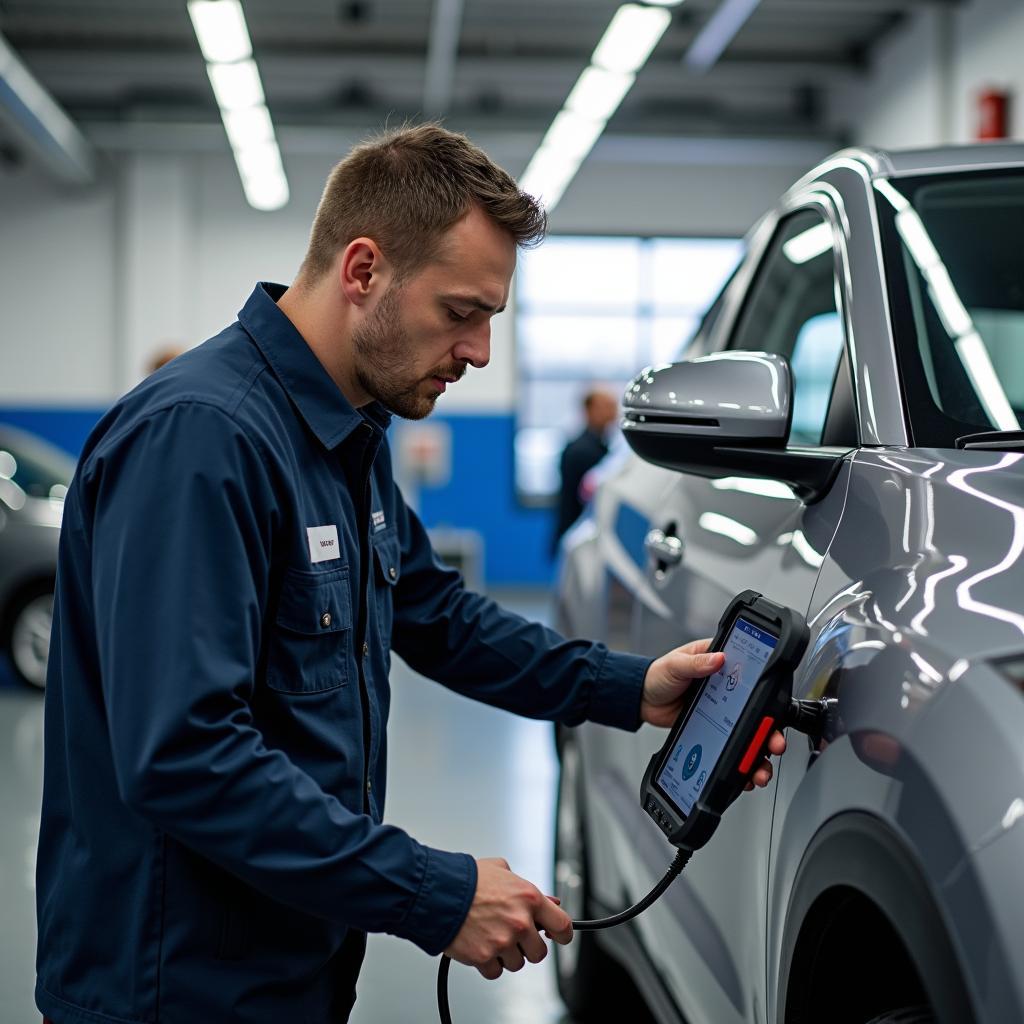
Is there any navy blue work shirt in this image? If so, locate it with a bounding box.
[36,282,650,1024]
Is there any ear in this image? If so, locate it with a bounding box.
[338,237,391,308]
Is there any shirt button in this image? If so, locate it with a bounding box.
[362,642,369,656]
[320,612,332,628]
[366,779,372,794]
[388,566,397,579]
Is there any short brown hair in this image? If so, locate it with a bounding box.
[300,122,547,283]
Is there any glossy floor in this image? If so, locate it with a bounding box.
[0,591,575,1023]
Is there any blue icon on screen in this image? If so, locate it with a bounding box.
[682,745,702,780]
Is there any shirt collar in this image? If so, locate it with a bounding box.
[237,282,392,449]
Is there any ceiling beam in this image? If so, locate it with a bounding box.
[0,32,95,184]
[423,0,464,118]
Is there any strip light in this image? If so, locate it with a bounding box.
[683,0,762,73]
[188,0,289,211]
[519,2,681,212]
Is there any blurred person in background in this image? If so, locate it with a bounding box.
[145,343,185,375]
[551,388,619,555]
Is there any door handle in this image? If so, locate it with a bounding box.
[644,529,684,567]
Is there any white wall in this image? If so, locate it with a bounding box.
[0,134,819,414]
[828,0,1024,149]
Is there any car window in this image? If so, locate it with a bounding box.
[729,209,846,446]
[876,171,1024,445]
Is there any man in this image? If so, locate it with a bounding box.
[551,389,618,554]
[36,124,783,1024]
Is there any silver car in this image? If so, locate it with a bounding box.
[0,426,74,689]
[554,143,1024,1024]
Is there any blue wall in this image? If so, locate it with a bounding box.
[417,413,555,587]
[0,406,557,587]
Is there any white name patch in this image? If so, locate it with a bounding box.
[307,524,340,564]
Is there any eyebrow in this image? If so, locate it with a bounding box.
[441,293,506,315]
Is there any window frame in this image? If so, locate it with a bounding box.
[723,199,860,452]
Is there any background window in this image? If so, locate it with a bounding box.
[515,235,743,501]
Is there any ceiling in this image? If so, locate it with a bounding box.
[0,0,957,175]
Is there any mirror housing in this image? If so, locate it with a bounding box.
[622,352,845,501]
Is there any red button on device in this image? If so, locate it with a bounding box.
[738,716,775,776]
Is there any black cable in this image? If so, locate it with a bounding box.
[437,847,692,1024]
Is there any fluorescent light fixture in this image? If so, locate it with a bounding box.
[541,110,606,161]
[207,59,264,110]
[519,146,582,210]
[782,221,832,264]
[235,141,289,211]
[189,1,289,211]
[241,167,290,211]
[565,66,635,122]
[222,103,274,150]
[519,2,673,212]
[592,4,672,75]
[188,0,253,64]
[684,0,761,73]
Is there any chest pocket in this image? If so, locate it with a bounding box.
[266,566,352,694]
[371,529,400,646]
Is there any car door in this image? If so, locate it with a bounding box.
[625,204,858,1024]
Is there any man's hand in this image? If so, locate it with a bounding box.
[642,638,786,789]
[445,858,573,979]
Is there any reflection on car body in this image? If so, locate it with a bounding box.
[554,143,1024,1024]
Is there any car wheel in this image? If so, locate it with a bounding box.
[4,583,53,690]
[554,735,643,1020]
[863,1009,934,1024]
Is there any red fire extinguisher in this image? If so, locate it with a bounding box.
[977,88,1010,141]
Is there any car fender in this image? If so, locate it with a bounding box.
[769,617,1024,1024]
[773,812,974,1024]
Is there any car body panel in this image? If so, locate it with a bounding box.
[559,142,1024,1024]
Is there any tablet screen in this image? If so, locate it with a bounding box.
[655,617,778,816]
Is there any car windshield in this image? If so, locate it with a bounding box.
[0,428,75,501]
[876,169,1024,447]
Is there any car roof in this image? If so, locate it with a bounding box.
[839,142,1024,178]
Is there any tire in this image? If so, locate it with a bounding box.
[863,1010,934,1024]
[3,581,54,690]
[553,735,645,1020]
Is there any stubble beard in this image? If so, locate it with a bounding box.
[353,287,438,421]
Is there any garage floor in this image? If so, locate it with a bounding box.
[0,590,573,1024]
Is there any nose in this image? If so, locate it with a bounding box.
[452,323,491,369]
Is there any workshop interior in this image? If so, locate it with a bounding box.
[2,1,1024,1023]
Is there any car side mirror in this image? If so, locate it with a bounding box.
[622,352,845,502]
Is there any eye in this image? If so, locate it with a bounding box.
[446,307,468,322]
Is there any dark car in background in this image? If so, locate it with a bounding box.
[554,143,1024,1024]
[0,426,74,689]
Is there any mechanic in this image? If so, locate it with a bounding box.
[35,123,784,1024]
[551,388,619,555]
